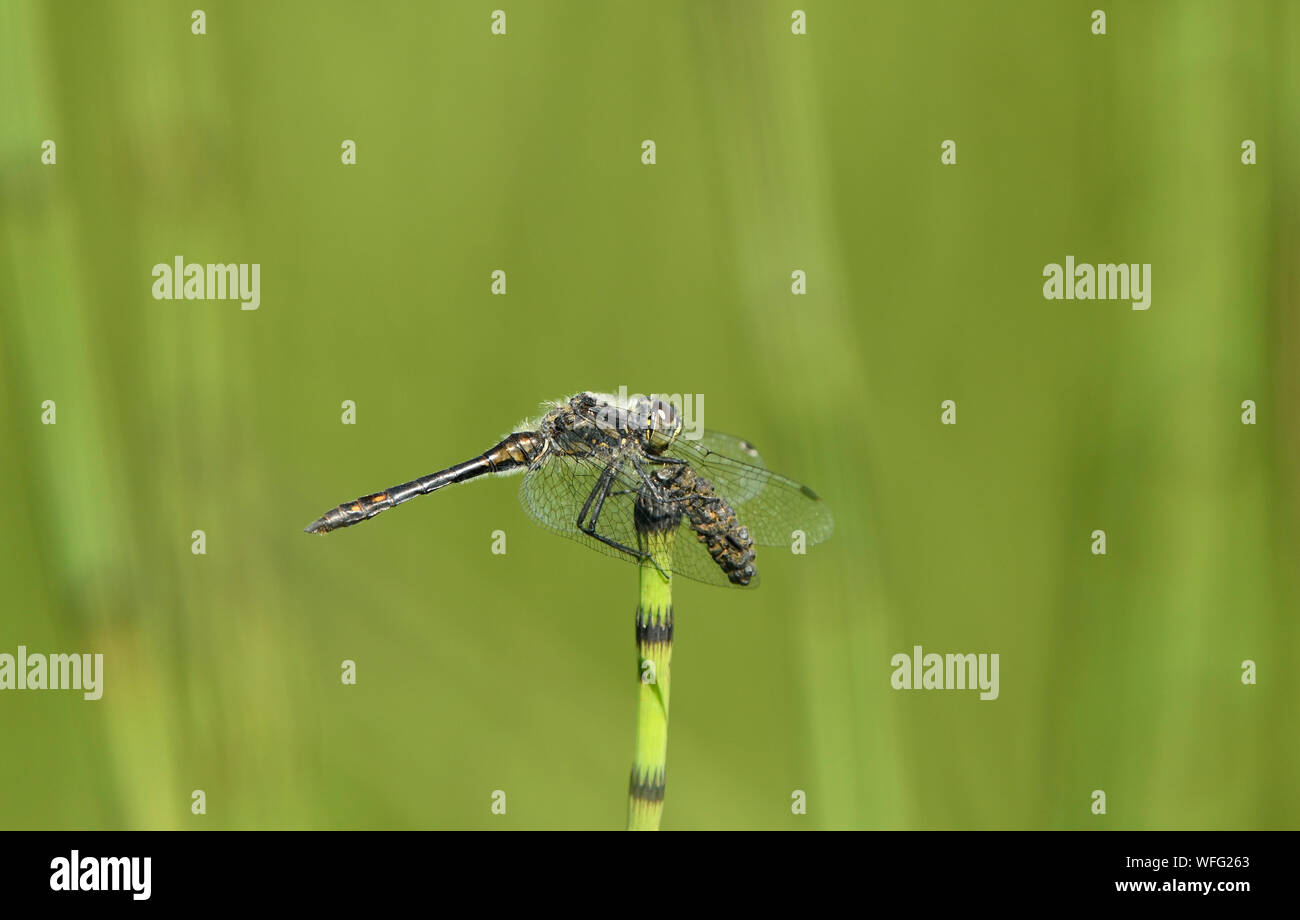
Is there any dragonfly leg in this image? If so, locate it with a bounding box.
[576,461,656,567]
[631,454,690,504]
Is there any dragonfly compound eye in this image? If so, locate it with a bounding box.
[645,398,681,451]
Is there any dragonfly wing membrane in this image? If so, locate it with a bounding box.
[665,441,833,547]
[519,450,646,569]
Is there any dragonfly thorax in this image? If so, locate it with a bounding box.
[573,392,684,456]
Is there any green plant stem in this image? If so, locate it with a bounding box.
[627,528,674,831]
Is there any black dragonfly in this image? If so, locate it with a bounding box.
[305,392,832,586]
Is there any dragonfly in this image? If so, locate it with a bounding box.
[304,392,832,586]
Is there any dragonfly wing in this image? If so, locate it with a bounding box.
[518,451,645,568]
[664,440,833,547]
[519,448,760,588]
[686,430,766,466]
[674,430,766,502]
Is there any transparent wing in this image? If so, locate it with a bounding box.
[517,445,760,588]
[687,430,766,467]
[681,429,766,502]
[663,435,833,547]
[518,449,644,568]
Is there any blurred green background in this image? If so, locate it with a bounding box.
[2,1,1297,830]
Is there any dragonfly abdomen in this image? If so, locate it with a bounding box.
[304,432,543,534]
[683,474,757,586]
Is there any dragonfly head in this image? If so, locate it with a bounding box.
[637,397,683,455]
